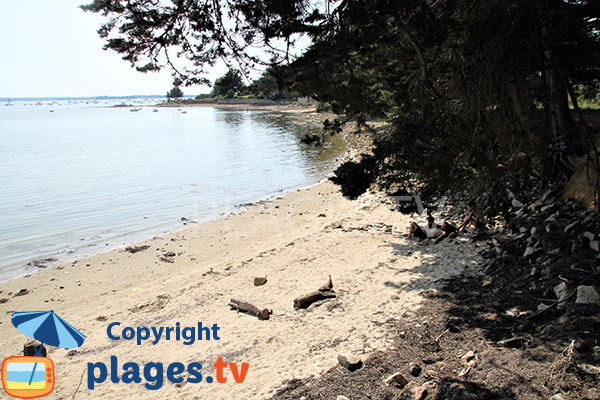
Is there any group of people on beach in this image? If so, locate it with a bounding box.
[405,200,485,244]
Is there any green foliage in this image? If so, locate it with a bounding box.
[211,69,245,98]
[83,0,600,208]
[166,86,184,99]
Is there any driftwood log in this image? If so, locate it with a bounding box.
[294,275,336,309]
[228,298,273,320]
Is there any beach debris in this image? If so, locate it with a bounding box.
[14,289,30,297]
[336,396,350,400]
[575,285,600,305]
[228,298,273,320]
[125,245,150,254]
[337,354,362,371]
[130,294,169,313]
[159,251,176,263]
[384,371,409,387]
[254,276,268,286]
[293,275,336,309]
[497,336,527,348]
[27,258,57,268]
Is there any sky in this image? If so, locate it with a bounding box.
[0,1,231,98]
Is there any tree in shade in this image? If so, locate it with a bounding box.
[82,0,600,209]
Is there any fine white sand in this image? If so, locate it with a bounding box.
[0,180,482,399]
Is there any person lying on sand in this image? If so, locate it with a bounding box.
[458,200,486,232]
[407,215,443,240]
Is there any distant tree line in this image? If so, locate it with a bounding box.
[195,68,298,101]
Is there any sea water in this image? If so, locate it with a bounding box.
[0,100,345,281]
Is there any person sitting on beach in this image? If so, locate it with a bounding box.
[458,200,486,232]
[407,215,443,240]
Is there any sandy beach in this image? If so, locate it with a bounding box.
[0,174,484,399]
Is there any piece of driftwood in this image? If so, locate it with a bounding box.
[294,275,336,309]
[228,298,273,320]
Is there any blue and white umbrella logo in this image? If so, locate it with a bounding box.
[8,311,85,391]
[11,310,86,350]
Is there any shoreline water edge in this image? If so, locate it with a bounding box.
[0,103,344,283]
[0,103,486,399]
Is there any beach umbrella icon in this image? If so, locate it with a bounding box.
[8,311,85,391]
[12,311,85,350]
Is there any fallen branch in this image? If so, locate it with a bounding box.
[294,275,336,309]
[228,298,273,320]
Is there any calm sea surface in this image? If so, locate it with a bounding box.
[0,100,345,281]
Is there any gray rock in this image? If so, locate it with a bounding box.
[576,286,600,305]
[584,231,596,241]
[512,199,524,209]
[554,282,568,301]
[523,247,537,257]
[554,282,569,309]
[590,240,600,252]
[338,354,362,371]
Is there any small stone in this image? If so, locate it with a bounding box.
[554,282,569,308]
[584,231,596,241]
[409,362,422,377]
[523,247,536,257]
[511,199,524,209]
[530,227,537,235]
[540,204,555,213]
[336,396,350,400]
[384,372,409,387]
[548,248,561,255]
[338,355,362,371]
[590,240,600,252]
[253,276,268,286]
[576,285,600,305]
